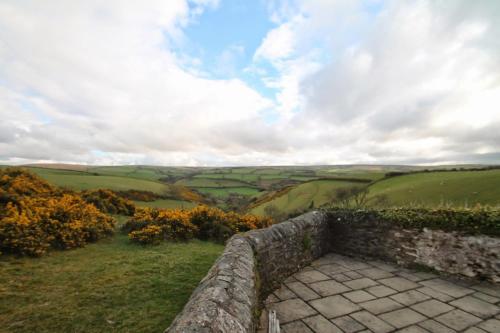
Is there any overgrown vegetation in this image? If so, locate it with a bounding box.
[0,168,115,256]
[115,189,163,202]
[81,189,135,216]
[122,205,273,244]
[327,207,500,236]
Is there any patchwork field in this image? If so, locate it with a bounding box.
[11,163,500,213]
[195,186,262,199]
[28,167,171,194]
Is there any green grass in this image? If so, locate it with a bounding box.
[29,167,170,194]
[251,179,359,216]
[0,234,223,333]
[193,173,259,182]
[195,187,262,199]
[176,177,254,188]
[367,170,500,207]
[134,199,197,209]
[90,166,162,181]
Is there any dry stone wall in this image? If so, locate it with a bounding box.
[166,211,330,333]
[166,210,499,332]
[329,218,500,283]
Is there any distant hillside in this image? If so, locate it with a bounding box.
[367,169,500,207]
[17,163,500,212]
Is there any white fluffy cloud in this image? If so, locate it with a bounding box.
[0,0,275,165]
[1,0,500,165]
[254,0,500,164]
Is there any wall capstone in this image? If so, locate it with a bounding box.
[165,235,257,332]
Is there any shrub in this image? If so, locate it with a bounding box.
[327,207,500,236]
[129,225,163,245]
[124,208,197,243]
[124,205,273,245]
[116,189,162,202]
[0,168,116,256]
[81,189,135,215]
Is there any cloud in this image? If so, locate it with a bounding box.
[253,0,500,164]
[254,21,296,61]
[1,0,500,166]
[0,0,275,165]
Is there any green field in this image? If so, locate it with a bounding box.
[134,199,197,209]
[175,177,254,188]
[0,232,223,333]
[251,179,360,216]
[196,186,262,199]
[89,166,163,181]
[20,164,500,213]
[193,173,260,182]
[368,170,500,207]
[28,167,171,194]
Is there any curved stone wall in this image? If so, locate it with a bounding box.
[328,219,500,283]
[166,210,499,332]
[166,211,330,333]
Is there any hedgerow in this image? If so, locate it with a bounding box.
[327,207,500,236]
[123,205,273,244]
[115,189,162,202]
[0,168,115,256]
[81,189,135,216]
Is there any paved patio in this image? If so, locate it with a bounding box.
[259,253,500,333]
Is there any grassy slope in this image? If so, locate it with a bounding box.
[367,170,500,207]
[29,167,170,194]
[0,234,223,333]
[176,177,254,188]
[251,179,359,216]
[133,199,197,209]
[196,187,262,199]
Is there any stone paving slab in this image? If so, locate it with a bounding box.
[390,289,430,306]
[303,315,343,333]
[331,315,366,333]
[261,253,500,332]
[310,295,361,318]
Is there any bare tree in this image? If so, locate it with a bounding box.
[264,204,286,222]
[350,186,369,208]
[326,186,370,208]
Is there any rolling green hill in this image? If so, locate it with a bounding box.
[250,179,360,216]
[17,164,500,213]
[367,169,500,207]
[196,187,262,199]
[28,167,171,194]
[175,177,256,188]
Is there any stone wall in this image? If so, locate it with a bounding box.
[166,235,257,332]
[167,210,499,332]
[329,219,500,283]
[166,211,330,333]
[245,211,331,298]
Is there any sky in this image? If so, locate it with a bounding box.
[1,0,500,166]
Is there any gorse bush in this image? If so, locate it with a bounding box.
[115,189,163,202]
[123,205,273,244]
[81,189,135,216]
[128,209,196,244]
[0,168,115,256]
[327,207,500,236]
